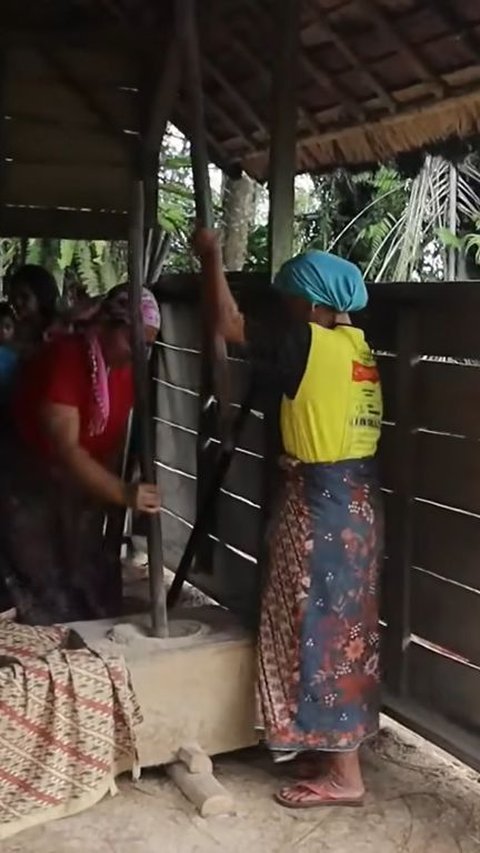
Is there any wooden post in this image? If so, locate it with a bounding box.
[383,305,418,694]
[268,0,299,278]
[128,179,168,638]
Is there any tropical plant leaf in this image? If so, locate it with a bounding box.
[465,232,480,264]
[58,239,76,271]
[435,227,464,249]
[26,239,42,266]
[73,241,98,292]
[323,154,480,281]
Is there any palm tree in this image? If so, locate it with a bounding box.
[327,156,480,282]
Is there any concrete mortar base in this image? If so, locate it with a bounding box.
[69,606,259,767]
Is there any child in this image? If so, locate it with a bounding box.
[0,302,18,395]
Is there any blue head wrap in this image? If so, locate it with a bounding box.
[273,250,368,313]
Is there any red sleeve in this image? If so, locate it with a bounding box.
[42,336,88,409]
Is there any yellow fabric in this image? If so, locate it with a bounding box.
[280,324,382,463]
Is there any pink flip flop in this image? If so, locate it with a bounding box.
[275,781,365,810]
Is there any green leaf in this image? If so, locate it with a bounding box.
[161,155,192,171]
[465,232,480,264]
[26,239,42,265]
[58,239,76,270]
[435,227,465,250]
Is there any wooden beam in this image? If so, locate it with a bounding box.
[204,59,267,138]
[92,0,178,228]
[300,42,366,123]
[183,0,265,147]
[142,34,181,229]
[307,0,396,114]
[228,3,316,134]
[95,0,246,173]
[429,0,480,63]
[202,89,254,155]
[356,0,446,98]
[93,0,178,155]
[40,48,138,160]
[200,65,257,152]
[243,0,365,127]
[96,0,252,168]
[96,0,287,159]
[268,0,299,277]
[0,207,128,239]
[144,38,181,155]
[232,36,317,136]
[173,104,240,178]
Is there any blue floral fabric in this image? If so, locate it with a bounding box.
[257,457,383,753]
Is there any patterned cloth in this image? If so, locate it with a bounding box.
[257,457,383,754]
[0,621,141,840]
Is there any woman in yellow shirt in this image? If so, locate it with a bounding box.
[194,230,383,810]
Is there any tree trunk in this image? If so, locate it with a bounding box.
[222,175,255,271]
[447,163,458,281]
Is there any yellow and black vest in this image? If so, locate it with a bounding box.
[280,324,382,463]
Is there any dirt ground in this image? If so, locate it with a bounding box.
[3,720,480,853]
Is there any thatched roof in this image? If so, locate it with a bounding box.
[2,0,480,237]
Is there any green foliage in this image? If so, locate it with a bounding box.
[71,240,125,294]
[297,156,480,281]
[1,237,128,296]
[293,167,409,278]
[26,238,64,282]
[157,138,197,272]
[435,227,464,249]
[3,124,480,288]
[156,128,232,271]
[245,224,269,271]
[465,228,480,265]
[0,239,21,282]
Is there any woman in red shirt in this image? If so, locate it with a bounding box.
[0,284,161,624]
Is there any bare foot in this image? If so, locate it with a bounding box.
[276,776,365,809]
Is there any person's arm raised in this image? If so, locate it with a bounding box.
[192,227,246,344]
[41,402,160,513]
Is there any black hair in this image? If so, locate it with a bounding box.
[0,302,15,323]
[9,264,59,323]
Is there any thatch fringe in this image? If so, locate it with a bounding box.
[244,87,480,179]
